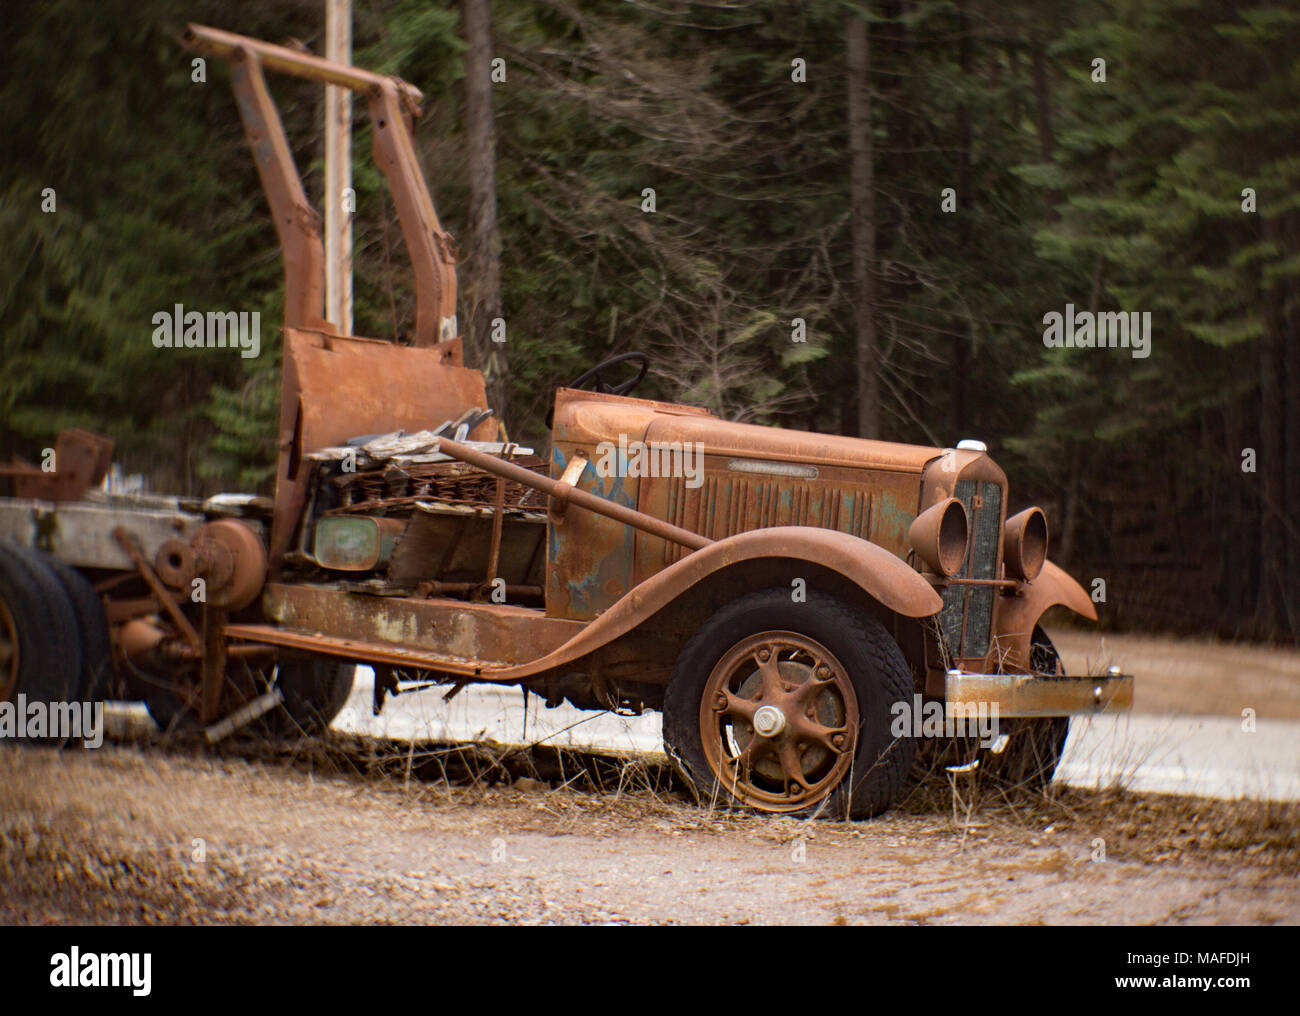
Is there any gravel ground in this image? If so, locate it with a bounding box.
[2,745,1296,925]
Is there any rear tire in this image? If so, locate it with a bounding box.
[0,542,83,743]
[44,557,114,702]
[663,588,915,819]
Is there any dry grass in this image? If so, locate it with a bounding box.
[137,726,1299,872]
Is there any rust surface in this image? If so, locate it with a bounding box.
[227,49,328,332]
[990,561,1100,675]
[183,23,454,347]
[160,26,1123,745]
[111,526,200,653]
[480,527,942,683]
[181,24,475,571]
[181,24,425,107]
[270,329,492,570]
[1,429,113,503]
[260,583,583,670]
[700,632,859,812]
[544,388,941,619]
[945,669,1134,716]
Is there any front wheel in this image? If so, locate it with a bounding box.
[663,588,915,819]
[907,625,1070,791]
[977,628,1070,790]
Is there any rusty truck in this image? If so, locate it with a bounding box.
[0,25,1132,818]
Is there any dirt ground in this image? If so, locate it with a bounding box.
[4,627,1298,925]
[2,744,1296,925]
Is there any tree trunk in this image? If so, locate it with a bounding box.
[1030,42,1058,221]
[1257,252,1284,637]
[1283,273,1300,641]
[460,0,507,426]
[952,0,972,438]
[847,8,880,439]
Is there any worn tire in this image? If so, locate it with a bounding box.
[146,657,355,738]
[908,625,1070,791]
[257,658,356,737]
[978,628,1070,790]
[0,542,83,742]
[44,557,114,701]
[663,588,915,819]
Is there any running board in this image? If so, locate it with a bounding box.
[224,623,494,678]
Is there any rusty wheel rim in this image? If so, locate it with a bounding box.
[0,597,18,702]
[699,632,859,813]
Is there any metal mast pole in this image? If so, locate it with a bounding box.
[324,0,353,334]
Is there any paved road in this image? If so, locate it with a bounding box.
[329,666,1300,803]
[102,628,1300,803]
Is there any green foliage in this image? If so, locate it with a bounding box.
[2,0,1297,634]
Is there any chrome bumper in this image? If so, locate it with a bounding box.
[945,667,1134,717]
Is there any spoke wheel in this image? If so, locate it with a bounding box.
[664,588,915,819]
[701,633,859,812]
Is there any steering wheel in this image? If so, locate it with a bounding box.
[565,352,650,397]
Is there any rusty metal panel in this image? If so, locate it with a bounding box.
[545,442,640,620]
[634,456,923,583]
[0,499,203,569]
[632,413,928,582]
[639,411,936,472]
[945,669,1134,716]
[1,429,114,503]
[545,389,662,621]
[989,560,1100,675]
[233,526,942,685]
[260,583,583,668]
[386,503,546,586]
[270,328,494,570]
[545,388,942,619]
[485,526,942,683]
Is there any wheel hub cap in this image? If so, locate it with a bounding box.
[752,704,786,737]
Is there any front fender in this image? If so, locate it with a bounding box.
[993,560,1098,669]
[487,526,940,681]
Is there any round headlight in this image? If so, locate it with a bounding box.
[1004,507,1048,581]
[908,497,969,577]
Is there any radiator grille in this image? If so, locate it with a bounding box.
[660,475,872,564]
[939,479,1002,659]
